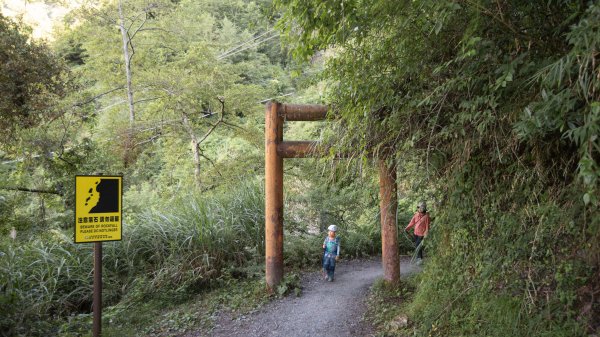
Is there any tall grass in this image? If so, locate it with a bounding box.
[0,177,413,336]
[0,232,93,336]
[108,180,265,292]
[0,180,264,337]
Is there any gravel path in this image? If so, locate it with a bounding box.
[208,257,418,337]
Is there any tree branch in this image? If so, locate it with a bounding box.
[73,87,125,107]
[464,0,522,38]
[133,96,164,105]
[127,29,136,63]
[199,151,221,176]
[128,15,147,42]
[197,97,226,145]
[0,186,61,195]
[221,120,244,130]
[133,133,161,148]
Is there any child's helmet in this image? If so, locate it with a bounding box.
[327,225,337,232]
[418,201,427,211]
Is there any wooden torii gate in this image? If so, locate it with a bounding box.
[265,101,399,289]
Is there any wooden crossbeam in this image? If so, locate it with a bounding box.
[279,104,328,121]
[277,141,319,158]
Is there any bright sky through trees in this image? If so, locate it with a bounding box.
[1,0,81,39]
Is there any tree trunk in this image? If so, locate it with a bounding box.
[118,0,136,166]
[379,159,400,284]
[181,113,201,187]
[118,0,135,125]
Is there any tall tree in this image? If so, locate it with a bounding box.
[117,0,136,126]
[0,13,68,146]
[58,0,286,187]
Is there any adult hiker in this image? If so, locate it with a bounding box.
[405,201,430,264]
[322,225,340,282]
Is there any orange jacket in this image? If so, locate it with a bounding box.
[405,212,430,236]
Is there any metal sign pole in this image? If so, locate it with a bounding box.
[75,175,122,337]
[93,242,102,337]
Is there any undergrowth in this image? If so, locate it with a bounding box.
[0,178,388,336]
[58,271,272,337]
[0,181,266,337]
[363,276,418,337]
[405,181,597,337]
[276,0,600,335]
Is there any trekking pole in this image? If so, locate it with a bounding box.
[402,230,415,247]
[411,236,424,264]
[321,246,326,279]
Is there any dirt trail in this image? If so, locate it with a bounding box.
[208,257,418,337]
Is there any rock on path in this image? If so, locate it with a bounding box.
[208,257,418,337]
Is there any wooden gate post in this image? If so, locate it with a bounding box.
[265,101,284,289]
[379,159,400,283]
[265,102,400,286]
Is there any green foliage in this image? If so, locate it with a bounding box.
[0,0,402,336]
[7,0,599,335]
[276,272,301,297]
[364,276,417,337]
[1,1,374,335]
[42,0,285,187]
[0,13,69,144]
[57,273,270,337]
[0,233,92,337]
[0,180,265,336]
[283,234,322,268]
[276,0,599,335]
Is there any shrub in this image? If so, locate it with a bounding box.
[0,180,265,336]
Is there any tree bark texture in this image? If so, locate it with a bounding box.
[181,112,202,187]
[379,159,400,284]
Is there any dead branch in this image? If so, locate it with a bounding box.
[0,186,61,195]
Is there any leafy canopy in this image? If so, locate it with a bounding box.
[0,14,68,143]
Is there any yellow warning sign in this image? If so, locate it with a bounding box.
[75,175,122,243]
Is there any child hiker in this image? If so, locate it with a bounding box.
[322,225,340,282]
[405,201,430,264]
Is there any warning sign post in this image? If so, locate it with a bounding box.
[75,175,122,337]
[75,175,122,243]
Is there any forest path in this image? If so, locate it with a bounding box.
[207,257,418,337]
